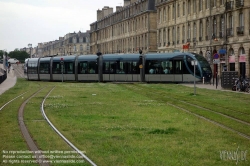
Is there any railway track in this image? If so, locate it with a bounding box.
[14,86,96,165]
[124,84,250,141]
[11,64,26,78]
[18,87,50,166]
[41,87,97,166]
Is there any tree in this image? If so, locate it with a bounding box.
[8,50,30,63]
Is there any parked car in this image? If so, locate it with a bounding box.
[8,58,19,64]
[0,59,3,64]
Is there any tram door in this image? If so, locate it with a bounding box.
[174,60,183,82]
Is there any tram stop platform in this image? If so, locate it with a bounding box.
[0,64,17,95]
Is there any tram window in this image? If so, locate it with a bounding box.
[116,61,125,74]
[52,62,61,74]
[145,60,163,74]
[28,62,38,74]
[161,60,173,74]
[79,61,88,74]
[64,62,74,74]
[88,61,97,74]
[39,63,50,74]
[110,61,116,73]
[174,61,182,74]
[103,62,109,74]
[126,62,139,74]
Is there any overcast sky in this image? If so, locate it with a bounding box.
[0,0,122,52]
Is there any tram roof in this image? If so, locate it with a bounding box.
[102,53,140,61]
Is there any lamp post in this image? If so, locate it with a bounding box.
[28,44,32,58]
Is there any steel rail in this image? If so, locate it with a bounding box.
[0,92,27,111]
[168,103,250,140]
[41,86,97,166]
[18,87,49,166]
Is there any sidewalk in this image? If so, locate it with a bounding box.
[0,64,17,95]
[181,82,223,91]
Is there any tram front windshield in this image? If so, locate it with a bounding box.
[193,53,211,74]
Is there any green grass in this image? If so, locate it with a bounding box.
[1,81,250,166]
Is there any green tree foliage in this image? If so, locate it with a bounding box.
[8,50,30,63]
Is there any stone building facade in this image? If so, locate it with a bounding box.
[90,0,158,54]
[156,0,250,77]
[90,0,250,78]
[42,31,90,57]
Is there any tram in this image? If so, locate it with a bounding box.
[26,52,212,83]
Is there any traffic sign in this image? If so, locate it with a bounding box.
[213,53,219,59]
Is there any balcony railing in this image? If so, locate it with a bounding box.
[235,0,244,8]
[187,39,191,42]
[236,26,244,35]
[225,1,234,11]
[226,28,234,36]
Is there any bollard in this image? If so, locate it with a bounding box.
[203,77,204,84]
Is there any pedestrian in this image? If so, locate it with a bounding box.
[8,62,11,73]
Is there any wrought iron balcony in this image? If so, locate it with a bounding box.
[225,1,234,11]
[236,26,244,35]
[226,28,233,36]
[235,0,244,8]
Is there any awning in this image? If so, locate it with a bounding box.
[229,56,235,63]
[239,54,246,62]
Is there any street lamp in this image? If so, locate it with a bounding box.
[28,44,32,58]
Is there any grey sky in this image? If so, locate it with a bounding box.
[0,0,122,52]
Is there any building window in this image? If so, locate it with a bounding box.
[199,21,203,40]
[199,0,203,11]
[213,18,217,38]
[168,6,171,21]
[183,2,185,16]
[239,12,244,26]
[177,27,180,43]
[188,24,191,40]
[80,45,83,51]
[193,0,196,13]
[206,0,209,9]
[177,3,180,17]
[206,19,209,39]
[172,4,175,19]
[172,27,175,44]
[193,23,197,40]
[229,15,233,28]
[182,25,185,43]
[220,16,224,38]
[188,0,191,14]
